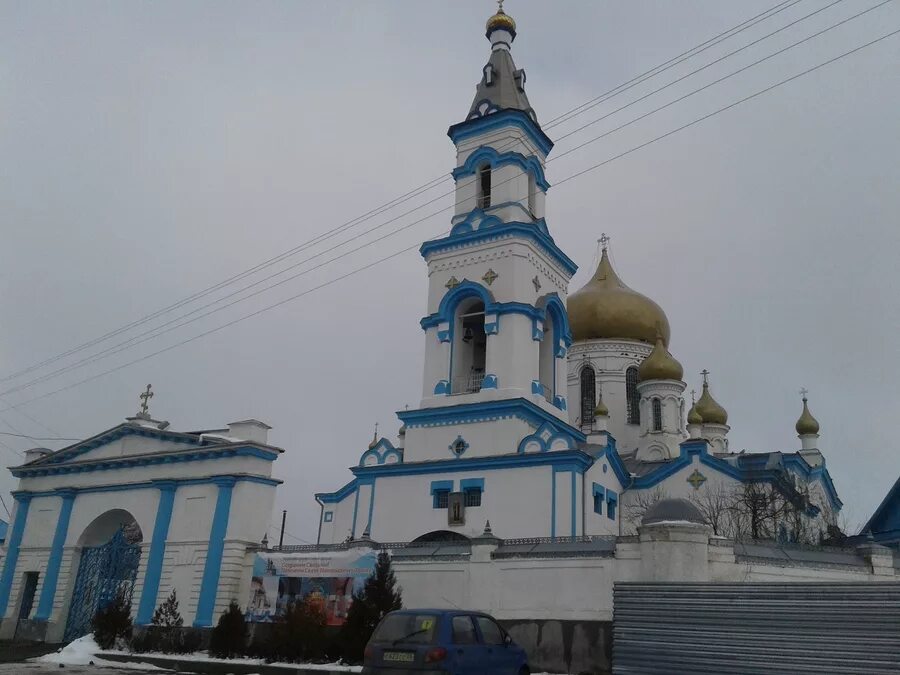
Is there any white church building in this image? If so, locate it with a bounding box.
[314,5,841,547]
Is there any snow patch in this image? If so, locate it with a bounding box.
[36,634,162,670]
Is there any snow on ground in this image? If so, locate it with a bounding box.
[101,647,362,672]
[35,634,162,670]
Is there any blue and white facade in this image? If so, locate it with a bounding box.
[0,414,280,642]
[315,8,843,547]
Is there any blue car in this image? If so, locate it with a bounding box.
[362,608,530,674]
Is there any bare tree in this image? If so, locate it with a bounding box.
[621,486,668,535]
[688,482,737,538]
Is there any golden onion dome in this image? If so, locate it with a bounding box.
[486,7,516,38]
[568,247,671,345]
[594,394,609,418]
[695,380,728,425]
[639,335,684,382]
[687,403,703,426]
[795,397,820,435]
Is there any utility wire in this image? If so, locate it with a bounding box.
[0,431,82,442]
[0,0,805,385]
[0,0,886,399]
[1,25,895,415]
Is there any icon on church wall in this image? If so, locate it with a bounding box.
[449,435,469,457]
[687,469,707,490]
[448,491,466,526]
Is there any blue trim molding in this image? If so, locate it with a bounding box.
[398,398,585,444]
[592,483,605,515]
[0,494,32,618]
[33,489,76,622]
[460,477,485,492]
[518,422,579,454]
[420,222,577,278]
[431,480,453,508]
[316,480,357,504]
[452,146,550,191]
[12,445,279,479]
[136,481,177,625]
[481,374,498,389]
[448,108,554,156]
[193,478,235,627]
[355,448,593,481]
[359,439,403,467]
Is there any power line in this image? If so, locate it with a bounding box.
[0,431,82,442]
[0,0,885,399]
[0,0,805,386]
[1,25,895,415]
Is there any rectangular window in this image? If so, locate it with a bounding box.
[460,478,484,508]
[464,489,482,507]
[528,173,536,215]
[323,511,333,523]
[431,480,454,509]
[435,491,450,509]
[592,483,605,515]
[607,489,618,520]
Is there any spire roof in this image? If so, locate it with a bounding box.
[466,4,537,122]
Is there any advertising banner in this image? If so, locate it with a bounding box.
[245,549,377,625]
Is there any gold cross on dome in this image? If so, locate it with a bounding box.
[687,469,707,490]
[139,384,153,415]
[599,233,610,252]
[701,369,710,386]
[690,389,697,405]
[799,387,809,400]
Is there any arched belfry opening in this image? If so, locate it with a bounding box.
[451,299,487,394]
[64,509,143,641]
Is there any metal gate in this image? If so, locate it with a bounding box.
[613,582,900,674]
[63,527,141,641]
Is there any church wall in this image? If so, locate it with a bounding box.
[404,418,537,464]
[16,453,273,494]
[318,490,355,545]
[80,435,195,461]
[369,465,554,542]
[583,460,623,537]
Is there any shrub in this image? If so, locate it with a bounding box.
[338,550,402,663]
[268,596,327,662]
[208,600,247,658]
[151,589,184,653]
[93,589,133,650]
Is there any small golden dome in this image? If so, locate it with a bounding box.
[568,247,671,345]
[639,335,684,382]
[594,395,609,418]
[687,403,703,426]
[695,380,728,425]
[796,397,820,435]
[486,7,516,37]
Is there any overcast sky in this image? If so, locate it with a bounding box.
[1,1,898,543]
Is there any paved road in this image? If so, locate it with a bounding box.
[0,664,165,674]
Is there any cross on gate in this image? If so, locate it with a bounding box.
[139,384,153,415]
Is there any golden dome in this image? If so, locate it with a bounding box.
[486,7,516,37]
[639,335,684,381]
[795,397,820,436]
[568,247,671,345]
[695,380,728,425]
[687,403,703,426]
[594,394,609,418]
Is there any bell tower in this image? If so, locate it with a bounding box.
[400,5,583,463]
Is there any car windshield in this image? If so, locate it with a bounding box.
[370,613,440,645]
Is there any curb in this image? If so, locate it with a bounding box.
[97,652,358,675]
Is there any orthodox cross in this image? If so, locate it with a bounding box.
[497,0,505,11]
[701,369,710,386]
[373,422,379,442]
[690,389,696,405]
[687,469,708,490]
[482,269,498,286]
[445,276,460,290]
[532,275,541,292]
[799,387,809,401]
[599,232,610,252]
[138,384,153,415]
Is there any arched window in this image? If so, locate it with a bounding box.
[580,366,596,431]
[652,398,663,432]
[451,299,486,394]
[527,173,536,215]
[477,164,492,209]
[626,366,640,425]
[538,316,555,402]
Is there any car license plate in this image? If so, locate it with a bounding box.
[383,650,415,662]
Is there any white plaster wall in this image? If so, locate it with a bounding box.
[369,465,554,542]
[318,490,357,545]
[404,418,538,464]
[17,453,274,494]
[583,461,622,536]
[226,481,277,544]
[77,435,195,461]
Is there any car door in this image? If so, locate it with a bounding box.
[450,614,487,673]
[474,614,515,674]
